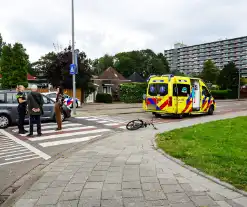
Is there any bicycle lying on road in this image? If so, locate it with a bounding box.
[126,118,158,131]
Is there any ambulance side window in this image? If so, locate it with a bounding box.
[173,84,190,97]
[202,86,210,97]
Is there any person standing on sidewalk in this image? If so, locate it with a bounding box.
[16,85,28,134]
[27,85,44,136]
[55,86,64,131]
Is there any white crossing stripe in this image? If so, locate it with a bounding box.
[39,135,101,147]
[97,120,109,123]
[0,151,32,158]
[30,128,111,142]
[12,123,82,132]
[5,154,37,161]
[85,118,99,121]
[0,149,29,156]
[19,126,96,136]
[74,116,91,119]
[119,126,126,129]
[0,157,40,166]
[1,146,25,152]
[0,129,51,160]
[104,123,123,126]
[8,121,70,129]
[0,145,25,150]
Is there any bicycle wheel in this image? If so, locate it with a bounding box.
[126,120,144,130]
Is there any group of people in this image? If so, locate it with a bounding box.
[16,85,64,136]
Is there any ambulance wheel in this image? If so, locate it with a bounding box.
[177,114,184,119]
[208,105,214,115]
[153,113,162,118]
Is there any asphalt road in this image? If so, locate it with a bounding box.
[0,100,246,200]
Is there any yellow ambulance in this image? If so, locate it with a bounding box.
[143,74,216,118]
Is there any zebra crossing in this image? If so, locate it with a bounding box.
[9,121,112,149]
[75,116,128,129]
[0,130,50,167]
[74,115,171,129]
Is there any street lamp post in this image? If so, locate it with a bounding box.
[71,0,76,115]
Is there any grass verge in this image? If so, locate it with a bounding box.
[156,116,247,191]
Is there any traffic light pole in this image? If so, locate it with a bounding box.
[71,0,76,115]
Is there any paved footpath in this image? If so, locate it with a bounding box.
[10,111,247,207]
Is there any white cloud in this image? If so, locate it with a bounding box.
[1,0,247,62]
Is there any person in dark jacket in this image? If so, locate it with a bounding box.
[27,85,44,136]
[55,86,64,131]
[16,85,28,134]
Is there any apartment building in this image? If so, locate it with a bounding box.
[164,36,247,74]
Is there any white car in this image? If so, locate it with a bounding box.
[42,92,81,108]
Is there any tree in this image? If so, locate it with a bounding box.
[32,52,57,78]
[0,33,5,58]
[92,54,114,75]
[0,43,29,88]
[105,49,170,78]
[200,59,220,84]
[217,62,239,91]
[45,46,95,99]
[171,69,186,76]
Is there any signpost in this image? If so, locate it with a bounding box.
[71,0,76,115]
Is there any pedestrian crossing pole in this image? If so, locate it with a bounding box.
[71,0,76,115]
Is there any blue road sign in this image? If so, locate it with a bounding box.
[70,64,76,75]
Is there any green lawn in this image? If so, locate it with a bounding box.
[156,116,247,191]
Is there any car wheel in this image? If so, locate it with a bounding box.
[208,105,214,115]
[177,114,184,119]
[153,112,162,118]
[0,114,10,129]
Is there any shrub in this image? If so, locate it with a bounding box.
[119,82,147,103]
[211,90,231,99]
[96,93,113,103]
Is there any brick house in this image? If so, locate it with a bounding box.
[92,67,130,101]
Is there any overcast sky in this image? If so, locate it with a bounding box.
[0,0,246,62]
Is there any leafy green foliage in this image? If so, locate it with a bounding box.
[156,116,247,191]
[0,33,6,58]
[171,69,186,76]
[0,43,29,88]
[119,82,147,103]
[92,54,114,75]
[92,49,170,78]
[31,52,57,79]
[200,59,220,84]
[38,47,95,99]
[96,93,113,103]
[217,62,239,90]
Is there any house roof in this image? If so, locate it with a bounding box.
[0,73,36,80]
[97,67,127,80]
[128,72,145,82]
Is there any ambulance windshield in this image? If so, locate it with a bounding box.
[148,83,168,96]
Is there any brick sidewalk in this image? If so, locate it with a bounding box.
[11,111,247,207]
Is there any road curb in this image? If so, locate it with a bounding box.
[152,135,247,197]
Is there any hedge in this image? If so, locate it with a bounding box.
[119,83,237,102]
[211,90,229,99]
[211,89,237,99]
[96,93,113,103]
[119,83,147,103]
